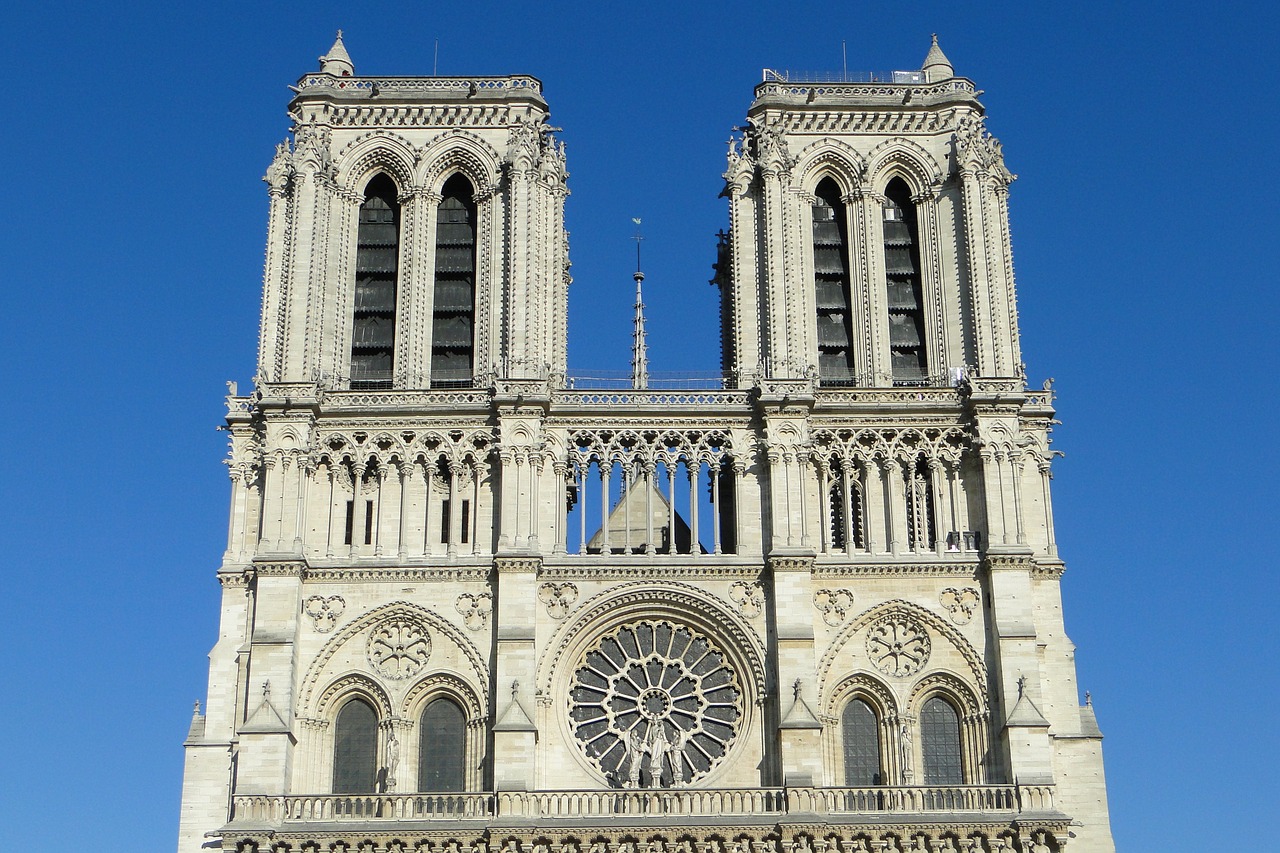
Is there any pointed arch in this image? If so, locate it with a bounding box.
[336,133,417,195]
[865,139,943,197]
[794,138,867,196]
[417,130,502,196]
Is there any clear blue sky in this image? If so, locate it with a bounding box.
[1,2,1275,850]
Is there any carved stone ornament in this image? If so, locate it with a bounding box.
[538,582,579,620]
[728,580,764,618]
[865,614,931,677]
[455,592,493,631]
[569,620,743,788]
[814,588,856,627]
[367,618,432,679]
[303,595,345,632]
[940,587,980,625]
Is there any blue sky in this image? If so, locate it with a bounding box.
[1,2,1276,850]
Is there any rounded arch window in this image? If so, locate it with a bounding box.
[920,695,964,784]
[417,696,466,792]
[332,697,378,793]
[841,697,882,785]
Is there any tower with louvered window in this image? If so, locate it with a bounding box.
[179,34,1114,853]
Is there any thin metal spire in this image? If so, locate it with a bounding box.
[630,219,648,390]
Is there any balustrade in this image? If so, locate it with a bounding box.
[230,785,1038,825]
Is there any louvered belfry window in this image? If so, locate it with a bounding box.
[351,174,400,390]
[333,698,378,793]
[431,174,477,386]
[921,696,964,785]
[418,697,466,792]
[812,178,855,385]
[882,178,928,384]
[842,698,882,785]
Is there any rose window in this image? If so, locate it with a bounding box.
[866,614,931,677]
[367,618,431,679]
[569,620,742,788]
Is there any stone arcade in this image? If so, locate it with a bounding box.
[178,34,1115,853]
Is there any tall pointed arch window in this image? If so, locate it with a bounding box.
[882,178,928,384]
[842,698,883,785]
[812,178,855,385]
[431,174,477,386]
[333,697,378,793]
[351,174,401,390]
[418,697,466,792]
[921,696,964,784]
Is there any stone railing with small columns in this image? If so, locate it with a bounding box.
[228,784,1055,825]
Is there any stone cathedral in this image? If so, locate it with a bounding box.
[179,34,1114,853]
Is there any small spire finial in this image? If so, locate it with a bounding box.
[193,700,201,715]
[320,30,355,77]
[336,28,343,39]
[1085,690,1093,707]
[921,33,953,82]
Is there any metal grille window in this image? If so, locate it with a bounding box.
[431,174,477,386]
[418,697,466,792]
[812,178,855,385]
[841,699,882,785]
[882,178,928,384]
[351,174,400,390]
[921,696,964,784]
[333,698,378,793]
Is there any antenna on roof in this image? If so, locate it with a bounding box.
[433,39,439,76]
[842,40,848,81]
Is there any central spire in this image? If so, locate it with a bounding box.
[631,219,649,390]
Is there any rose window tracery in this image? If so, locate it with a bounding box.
[367,618,431,679]
[866,614,931,677]
[569,620,742,788]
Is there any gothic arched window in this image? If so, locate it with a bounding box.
[812,178,855,385]
[431,174,477,386]
[841,698,882,785]
[351,174,401,390]
[417,697,466,792]
[921,696,964,785]
[333,697,379,793]
[882,178,928,384]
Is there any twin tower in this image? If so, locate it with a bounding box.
[179,34,1114,853]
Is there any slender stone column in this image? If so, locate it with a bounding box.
[689,461,701,558]
[599,460,611,554]
[397,462,411,560]
[324,465,337,558]
[225,469,244,562]
[930,458,948,557]
[842,461,854,556]
[1010,454,1027,546]
[644,461,656,555]
[711,462,722,555]
[883,458,903,556]
[349,463,364,558]
[526,456,539,552]
[1039,460,1058,556]
[817,460,830,555]
[293,456,311,554]
[373,466,386,557]
[423,461,435,556]
[447,461,461,557]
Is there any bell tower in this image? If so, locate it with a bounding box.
[257,32,569,391]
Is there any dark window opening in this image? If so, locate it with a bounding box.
[460,499,470,544]
[432,174,477,386]
[364,499,374,546]
[333,698,378,793]
[351,174,401,390]
[883,178,928,384]
[812,178,856,385]
[440,499,451,545]
[905,457,936,551]
[344,500,355,545]
[842,698,882,786]
[418,697,466,792]
[921,697,964,785]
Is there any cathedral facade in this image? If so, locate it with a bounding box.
[178,35,1114,853]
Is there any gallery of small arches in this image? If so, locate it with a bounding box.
[331,694,469,794]
[350,171,478,391]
